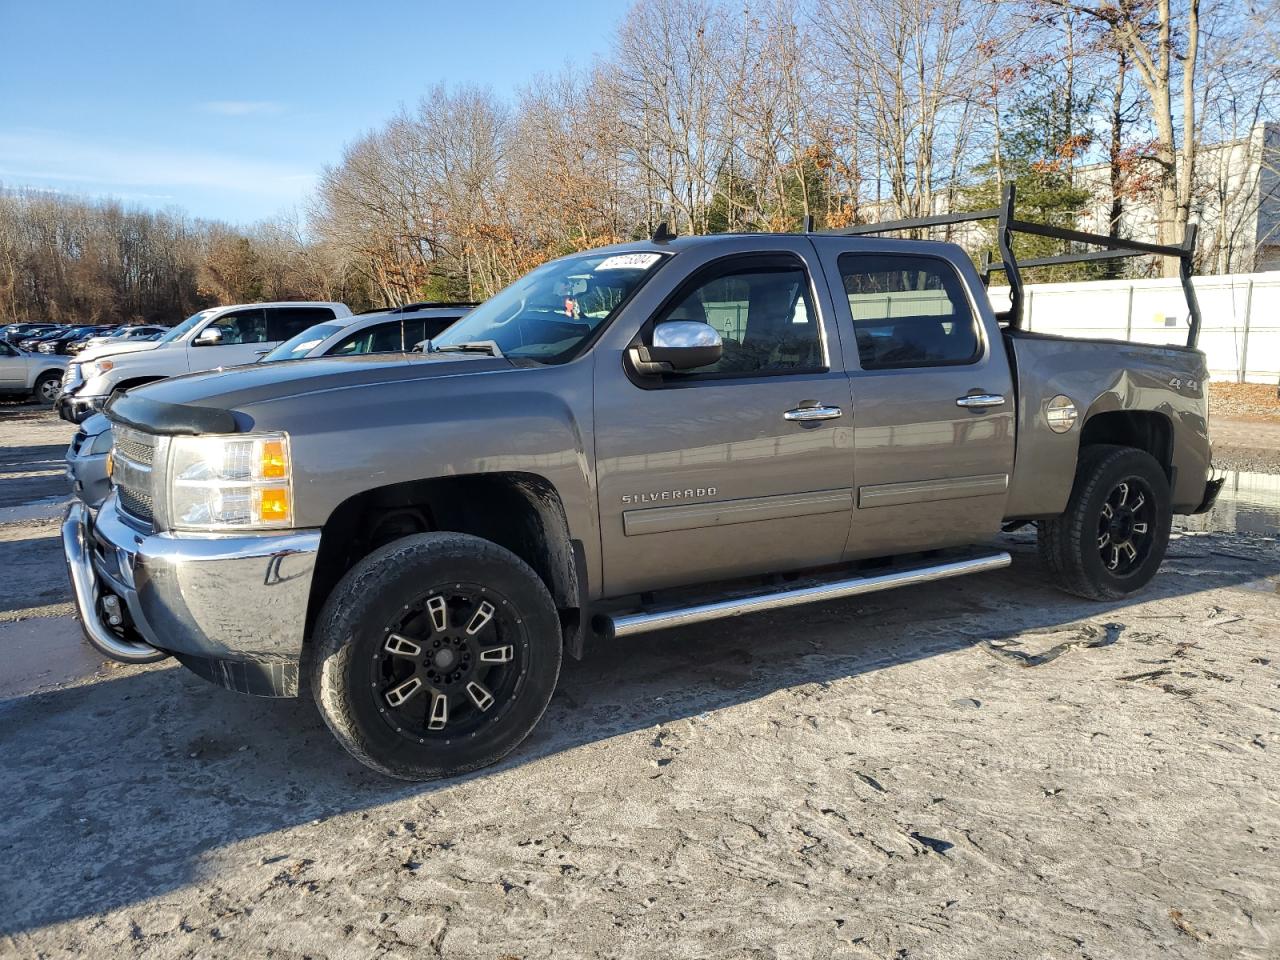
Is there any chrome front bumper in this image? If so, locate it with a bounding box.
[63,496,322,696]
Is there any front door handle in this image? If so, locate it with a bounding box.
[955,393,1006,409]
[784,403,843,422]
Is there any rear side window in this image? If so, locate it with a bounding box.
[267,306,336,342]
[406,315,462,347]
[838,254,980,369]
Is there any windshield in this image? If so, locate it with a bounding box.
[260,322,348,363]
[158,309,217,345]
[432,251,669,361]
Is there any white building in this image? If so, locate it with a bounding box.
[1074,121,1280,274]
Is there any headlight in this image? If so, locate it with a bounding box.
[168,432,293,529]
[90,359,114,375]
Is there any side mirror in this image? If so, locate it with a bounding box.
[193,327,223,347]
[631,321,722,374]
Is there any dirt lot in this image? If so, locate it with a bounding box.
[1209,382,1280,424]
[1,403,1278,959]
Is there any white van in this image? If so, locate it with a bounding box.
[56,301,350,422]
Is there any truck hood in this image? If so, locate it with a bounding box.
[108,353,515,433]
[74,340,162,364]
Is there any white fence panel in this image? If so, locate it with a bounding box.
[990,272,1280,383]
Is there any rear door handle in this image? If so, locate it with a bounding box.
[784,403,843,422]
[955,394,1006,409]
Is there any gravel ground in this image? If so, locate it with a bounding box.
[1209,382,1280,424]
[1208,420,1280,475]
[1,404,1278,959]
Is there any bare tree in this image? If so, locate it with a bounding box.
[812,0,1003,221]
[607,0,735,235]
[1073,0,1201,273]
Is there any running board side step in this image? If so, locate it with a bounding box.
[596,551,1011,639]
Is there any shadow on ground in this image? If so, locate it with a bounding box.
[1,530,1275,936]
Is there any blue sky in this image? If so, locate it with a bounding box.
[0,0,621,224]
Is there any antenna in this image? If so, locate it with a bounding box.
[651,221,675,243]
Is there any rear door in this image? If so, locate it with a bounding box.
[813,240,1015,557]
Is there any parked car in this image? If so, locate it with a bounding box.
[69,324,168,355]
[64,187,1221,779]
[4,322,58,343]
[65,413,114,511]
[0,339,67,404]
[18,327,69,351]
[38,325,115,355]
[55,302,352,423]
[259,302,474,363]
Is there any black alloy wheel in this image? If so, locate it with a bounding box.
[1096,477,1155,576]
[311,532,562,780]
[375,584,526,742]
[1038,444,1173,601]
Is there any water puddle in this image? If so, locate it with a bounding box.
[1176,469,1280,538]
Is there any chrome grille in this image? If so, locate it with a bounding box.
[116,485,155,522]
[113,432,155,467]
[111,426,157,526]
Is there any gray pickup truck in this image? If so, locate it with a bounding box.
[63,188,1221,780]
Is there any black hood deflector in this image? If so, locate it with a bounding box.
[105,391,240,436]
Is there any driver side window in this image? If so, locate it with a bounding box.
[329,321,404,356]
[207,309,267,345]
[652,259,822,377]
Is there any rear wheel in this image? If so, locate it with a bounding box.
[33,371,61,405]
[1038,444,1172,600]
[311,532,562,780]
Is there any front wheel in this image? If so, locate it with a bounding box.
[310,532,562,780]
[33,371,61,405]
[1038,444,1172,600]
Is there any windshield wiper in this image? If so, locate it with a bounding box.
[426,339,504,358]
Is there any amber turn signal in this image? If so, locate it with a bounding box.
[256,487,291,523]
[260,439,288,479]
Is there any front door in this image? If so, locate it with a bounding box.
[814,241,1016,557]
[594,247,856,596]
[189,307,270,370]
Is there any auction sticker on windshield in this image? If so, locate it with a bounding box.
[596,253,664,271]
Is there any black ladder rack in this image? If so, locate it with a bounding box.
[825,184,1202,349]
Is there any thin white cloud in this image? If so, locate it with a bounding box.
[13,184,178,203]
[202,100,286,116]
[0,129,316,201]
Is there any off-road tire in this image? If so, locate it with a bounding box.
[33,371,61,405]
[1038,444,1172,601]
[311,532,562,780]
